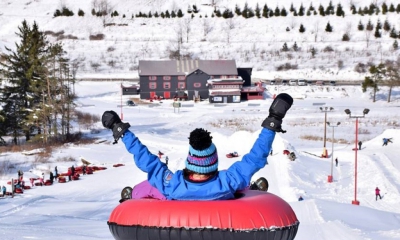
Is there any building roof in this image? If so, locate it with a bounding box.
[241,86,265,93]
[209,89,241,96]
[139,60,238,76]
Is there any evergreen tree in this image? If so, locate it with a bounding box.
[374,28,381,38]
[293,42,299,51]
[397,4,400,13]
[281,7,287,16]
[306,10,311,16]
[165,10,170,18]
[290,3,295,12]
[177,9,184,18]
[382,2,388,14]
[336,3,344,17]
[394,40,399,50]
[192,5,199,13]
[269,10,274,17]
[255,3,261,18]
[235,4,241,16]
[171,10,176,18]
[308,3,315,11]
[299,24,305,33]
[0,21,49,143]
[222,9,233,18]
[390,28,398,38]
[389,4,395,12]
[357,7,363,15]
[262,4,268,18]
[242,2,249,18]
[286,27,290,32]
[298,3,305,16]
[358,20,364,31]
[368,3,376,15]
[187,5,192,14]
[327,1,335,15]
[325,22,333,32]
[281,42,289,52]
[350,4,356,14]
[366,20,374,31]
[342,33,350,41]
[274,6,280,17]
[319,5,325,16]
[383,19,391,32]
[78,9,85,16]
[54,9,61,17]
[376,19,382,30]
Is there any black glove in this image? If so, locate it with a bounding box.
[102,111,130,144]
[261,93,293,133]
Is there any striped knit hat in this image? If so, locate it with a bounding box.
[186,128,218,174]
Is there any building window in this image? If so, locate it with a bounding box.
[178,76,186,80]
[149,82,157,89]
[178,82,186,89]
[220,75,228,79]
[163,76,171,80]
[229,75,237,78]
[193,83,201,88]
[163,82,171,89]
[149,76,157,80]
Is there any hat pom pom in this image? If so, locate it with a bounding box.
[189,128,213,150]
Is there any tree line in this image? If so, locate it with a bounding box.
[0,20,76,145]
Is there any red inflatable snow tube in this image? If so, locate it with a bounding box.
[108,190,299,240]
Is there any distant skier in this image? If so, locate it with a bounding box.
[165,156,169,166]
[335,158,338,167]
[358,141,362,150]
[375,187,382,201]
[382,138,392,146]
[298,196,304,201]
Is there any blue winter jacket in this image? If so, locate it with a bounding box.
[122,128,275,200]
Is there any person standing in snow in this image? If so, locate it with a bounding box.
[102,93,293,201]
[54,166,58,180]
[165,156,169,166]
[298,196,304,201]
[2,185,6,197]
[358,141,362,150]
[335,158,338,167]
[375,187,382,201]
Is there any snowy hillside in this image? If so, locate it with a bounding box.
[1,82,400,239]
[1,0,399,80]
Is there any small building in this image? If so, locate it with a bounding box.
[208,78,244,103]
[241,82,265,100]
[138,60,238,100]
[121,83,140,95]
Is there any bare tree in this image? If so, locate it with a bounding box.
[365,30,371,48]
[224,19,235,44]
[183,18,192,43]
[313,22,319,42]
[385,57,400,102]
[202,19,212,38]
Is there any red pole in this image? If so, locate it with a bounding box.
[352,118,360,205]
[120,83,123,120]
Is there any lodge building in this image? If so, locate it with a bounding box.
[137,60,263,103]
